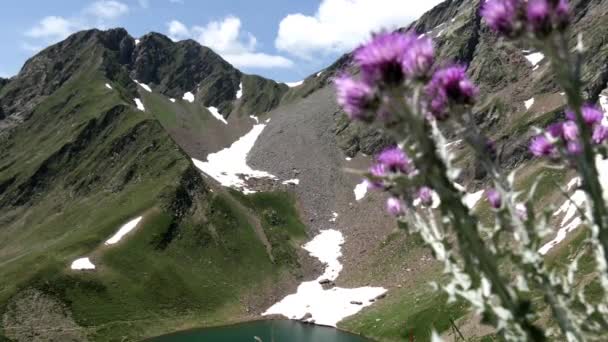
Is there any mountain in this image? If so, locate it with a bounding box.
[1,0,607,341]
[0,28,310,342]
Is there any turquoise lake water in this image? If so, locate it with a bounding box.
[146,320,372,342]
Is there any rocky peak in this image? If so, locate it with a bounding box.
[0,29,132,131]
[131,31,240,104]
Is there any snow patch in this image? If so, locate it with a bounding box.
[105,217,144,245]
[524,52,544,67]
[169,98,176,103]
[134,98,145,111]
[282,179,300,185]
[249,115,259,124]
[207,106,228,125]
[463,190,484,209]
[525,98,535,110]
[236,82,243,99]
[192,124,276,194]
[105,83,112,90]
[316,71,324,77]
[354,181,368,201]
[135,39,140,45]
[183,92,195,103]
[436,29,445,37]
[345,157,352,161]
[263,230,386,326]
[286,80,303,87]
[71,258,95,270]
[133,80,152,93]
[329,212,339,223]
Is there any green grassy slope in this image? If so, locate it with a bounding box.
[0,44,308,341]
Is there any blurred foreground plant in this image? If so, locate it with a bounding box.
[335,0,608,340]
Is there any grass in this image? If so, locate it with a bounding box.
[339,228,469,341]
[0,58,309,342]
[229,190,308,268]
[341,283,468,341]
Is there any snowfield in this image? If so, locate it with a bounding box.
[192,123,277,194]
[525,98,535,110]
[329,212,339,222]
[207,106,228,124]
[286,80,304,87]
[105,217,144,245]
[282,179,300,185]
[71,257,95,270]
[183,92,195,103]
[133,80,152,93]
[263,229,387,326]
[134,98,145,111]
[236,82,243,99]
[354,181,368,201]
[524,52,544,69]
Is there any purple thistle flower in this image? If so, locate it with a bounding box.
[593,125,608,144]
[426,65,478,119]
[417,186,434,207]
[486,188,502,209]
[386,197,405,216]
[369,163,387,178]
[334,74,376,121]
[376,146,413,174]
[546,122,564,138]
[367,164,387,189]
[427,94,449,120]
[555,0,571,30]
[402,35,435,78]
[566,141,582,155]
[481,0,519,36]
[527,0,552,34]
[565,105,604,126]
[354,32,415,85]
[530,135,555,156]
[562,121,579,141]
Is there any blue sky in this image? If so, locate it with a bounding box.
[0,0,442,82]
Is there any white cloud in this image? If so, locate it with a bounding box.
[167,20,190,40]
[86,1,129,20]
[196,16,256,55]
[166,17,293,69]
[138,0,150,8]
[23,1,129,51]
[25,16,80,40]
[222,53,293,69]
[275,0,443,59]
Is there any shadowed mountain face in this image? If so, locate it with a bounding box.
[1,0,607,341]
